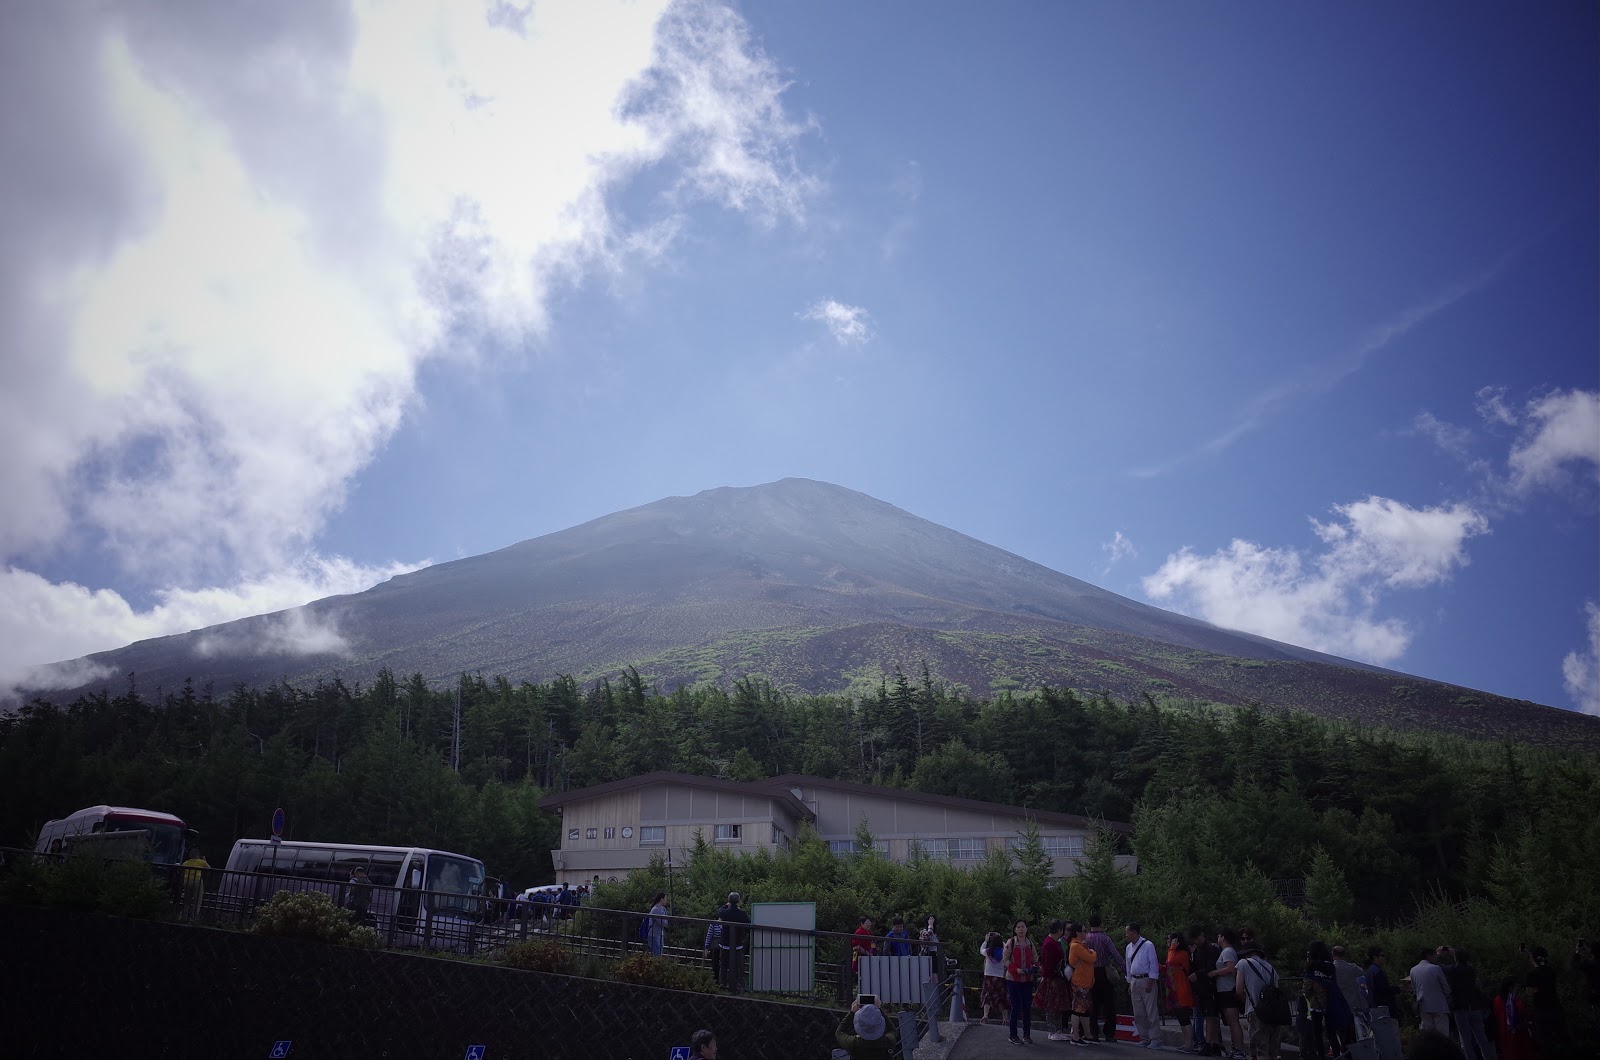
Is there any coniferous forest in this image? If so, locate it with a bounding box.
[3,665,1596,1014]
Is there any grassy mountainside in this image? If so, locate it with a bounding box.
[30,478,1596,752]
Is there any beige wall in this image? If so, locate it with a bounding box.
[547,780,1136,885]
[549,781,804,885]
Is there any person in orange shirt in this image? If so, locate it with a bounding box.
[1067,922,1100,1046]
[1165,932,1197,1052]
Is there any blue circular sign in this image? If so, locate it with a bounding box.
[271,807,285,838]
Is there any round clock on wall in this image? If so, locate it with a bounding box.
[621,826,633,838]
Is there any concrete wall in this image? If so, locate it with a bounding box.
[1,904,843,1060]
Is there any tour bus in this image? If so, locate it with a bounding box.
[221,839,489,949]
[34,805,193,866]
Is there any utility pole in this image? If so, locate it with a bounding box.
[452,676,462,773]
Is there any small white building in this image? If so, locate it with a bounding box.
[537,771,1134,886]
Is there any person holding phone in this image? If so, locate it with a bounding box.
[836,996,897,1059]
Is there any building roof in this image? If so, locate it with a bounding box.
[764,774,1134,836]
[536,771,816,823]
[537,770,1131,837]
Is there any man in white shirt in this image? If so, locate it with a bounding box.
[1407,950,1452,1035]
[1124,922,1164,1049]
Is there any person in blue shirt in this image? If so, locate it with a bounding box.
[884,915,913,957]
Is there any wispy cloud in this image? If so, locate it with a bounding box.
[1132,262,1510,478]
[1142,496,1489,664]
[0,555,426,699]
[1098,530,1137,576]
[802,298,874,345]
[1475,385,1518,427]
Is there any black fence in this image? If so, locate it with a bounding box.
[0,845,957,1056]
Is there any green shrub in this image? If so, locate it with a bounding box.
[252,890,370,946]
[1,855,172,919]
[500,938,573,974]
[613,953,718,994]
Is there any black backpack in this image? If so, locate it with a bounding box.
[1245,959,1292,1026]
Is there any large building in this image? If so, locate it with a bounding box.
[536,771,1135,886]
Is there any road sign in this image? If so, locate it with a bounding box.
[269,1043,292,1058]
[271,807,285,838]
[465,1047,486,1060]
[670,1048,692,1060]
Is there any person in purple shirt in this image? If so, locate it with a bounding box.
[1084,914,1127,1043]
[884,915,913,957]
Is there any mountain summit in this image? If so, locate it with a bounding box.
[37,478,1596,750]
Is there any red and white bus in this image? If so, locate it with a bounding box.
[34,805,193,866]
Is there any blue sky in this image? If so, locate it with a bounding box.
[2,1,1596,713]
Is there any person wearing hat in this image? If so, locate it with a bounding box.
[836,997,899,1059]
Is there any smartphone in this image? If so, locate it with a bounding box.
[857,994,877,1007]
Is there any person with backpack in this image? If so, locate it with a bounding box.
[1303,940,1352,1059]
[1237,942,1290,1059]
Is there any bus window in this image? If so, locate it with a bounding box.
[330,853,369,881]
[293,848,333,880]
[259,846,295,875]
[368,851,404,887]
[424,854,484,917]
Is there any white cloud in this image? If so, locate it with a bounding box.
[1508,389,1600,493]
[0,1,816,678]
[802,298,874,345]
[1142,496,1489,664]
[0,554,425,699]
[1562,602,1600,716]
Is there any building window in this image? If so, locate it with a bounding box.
[567,828,579,842]
[714,824,742,843]
[830,839,890,856]
[585,828,597,840]
[639,826,666,846]
[951,838,985,860]
[913,838,951,860]
[1007,835,1086,858]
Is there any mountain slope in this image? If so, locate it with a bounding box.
[33,478,1597,751]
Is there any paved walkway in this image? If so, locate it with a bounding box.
[946,1024,1181,1059]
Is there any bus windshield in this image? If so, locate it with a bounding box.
[105,819,186,865]
[424,854,484,917]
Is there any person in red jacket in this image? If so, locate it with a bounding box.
[852,916,878,979]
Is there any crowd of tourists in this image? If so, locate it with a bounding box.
[957,918,1598,1058]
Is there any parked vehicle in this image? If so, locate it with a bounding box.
[34,805,193,866]
[220,839,489,949]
